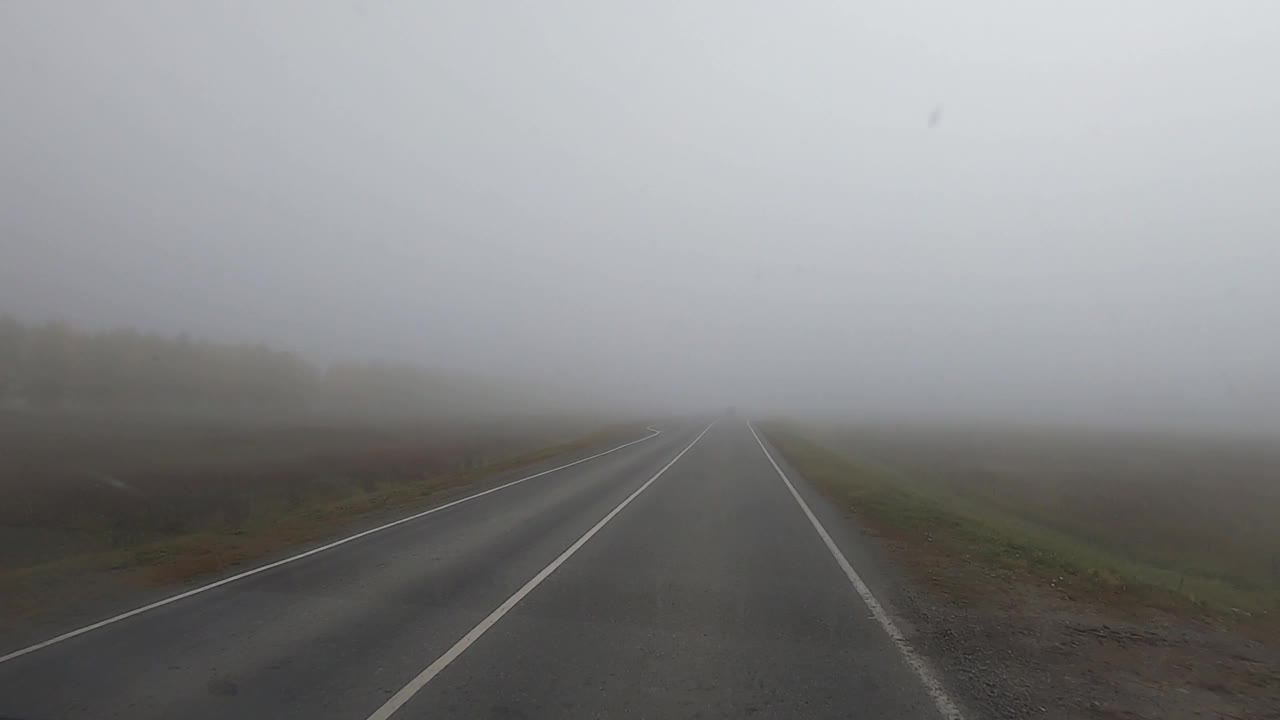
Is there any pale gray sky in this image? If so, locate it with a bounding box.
[2,1,1278,429]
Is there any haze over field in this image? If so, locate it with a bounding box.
[3,2,1278,430]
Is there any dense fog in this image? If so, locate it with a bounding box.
[3,2,1277,431]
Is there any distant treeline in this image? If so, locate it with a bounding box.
[0,315,508,417]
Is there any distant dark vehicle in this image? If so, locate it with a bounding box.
[725,406,737,416]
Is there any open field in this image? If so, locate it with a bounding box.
[761,421,1280,718]
[764,421,1280,617]
[0,409,632,634]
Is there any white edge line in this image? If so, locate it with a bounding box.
[0,426,664,665]
[748,422,964,720]
[364,420,716,720]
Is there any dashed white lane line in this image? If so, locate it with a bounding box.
[364,420,716,720]
[748,422,964,720]
[0,426,664,665]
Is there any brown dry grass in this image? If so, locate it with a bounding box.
[127,429,623,586]
[0,409,634,630]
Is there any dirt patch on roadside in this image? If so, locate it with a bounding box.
[872,522,1280,719]
[761,424,1280,719]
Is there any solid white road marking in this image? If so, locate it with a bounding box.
[364,421,716,720]
[0,427,664,665]
[748,422,964,720]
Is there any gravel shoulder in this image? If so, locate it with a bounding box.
[877,524,1280,719]
[763,425,1280,719]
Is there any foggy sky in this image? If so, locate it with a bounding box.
[3,2,1278,430]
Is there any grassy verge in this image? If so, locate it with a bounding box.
[759,423,1280,627]
[0,425,637,621]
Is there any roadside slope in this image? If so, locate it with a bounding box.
[760,423,1280,720]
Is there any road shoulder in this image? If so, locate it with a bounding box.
[757,425,1280,720]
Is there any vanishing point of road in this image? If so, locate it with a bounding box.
[0,419,959,719]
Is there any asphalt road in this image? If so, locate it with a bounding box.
[0,419,951,719]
